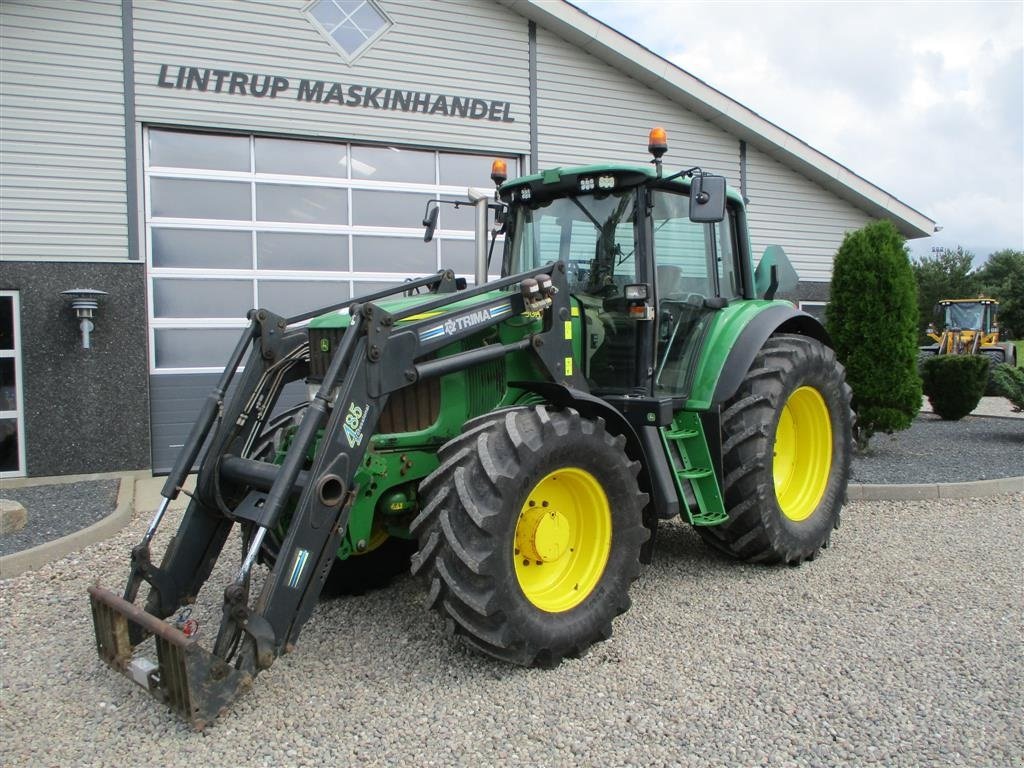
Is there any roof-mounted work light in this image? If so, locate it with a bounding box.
[648,127,668,158]
[490,158,508,187]
[648,126,668,177]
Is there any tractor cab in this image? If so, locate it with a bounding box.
[498,129,756,402]
[938,299,996,333]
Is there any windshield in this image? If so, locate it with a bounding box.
[505,190,639,297]
[945,303,984,329]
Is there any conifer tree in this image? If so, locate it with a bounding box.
[826,220,921,448]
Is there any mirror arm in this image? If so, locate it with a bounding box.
[656,166,703,185]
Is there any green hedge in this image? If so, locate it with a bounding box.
[991,363,1024,411]
[921,355,989,420]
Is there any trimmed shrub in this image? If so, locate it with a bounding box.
[991,362,1024,411]
[827,220,922,448]
[921,355,989,420]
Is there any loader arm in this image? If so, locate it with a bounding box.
[89,261,577,728]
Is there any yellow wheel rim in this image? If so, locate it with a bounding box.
[773,386,833,522]
[514,467,612,613]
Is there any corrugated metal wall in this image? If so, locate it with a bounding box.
[534,27,741,187]
[745,145,872,282]
[131,0,530,156]
[0,0,129,261]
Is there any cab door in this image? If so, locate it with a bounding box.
[651,188,740,399]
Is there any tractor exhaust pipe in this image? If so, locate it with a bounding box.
[468,187,490,286]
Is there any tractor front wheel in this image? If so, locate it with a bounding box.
[698,334,852,564]
[411,406,648,666]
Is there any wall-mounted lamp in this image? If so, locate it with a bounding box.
[61,289,108,349]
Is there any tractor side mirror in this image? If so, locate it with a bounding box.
[689,174,726,223]
[422,204,440,243]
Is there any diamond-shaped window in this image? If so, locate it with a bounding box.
[304,0,393,63]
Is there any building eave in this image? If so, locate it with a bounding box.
[497,0,937,239]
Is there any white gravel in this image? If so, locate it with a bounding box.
[2,493,1022,767]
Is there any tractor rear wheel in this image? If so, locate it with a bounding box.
[411,406,648,667]
[698,334,852,564]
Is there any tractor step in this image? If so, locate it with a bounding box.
[661,411,727,526]
[88,586,253,730]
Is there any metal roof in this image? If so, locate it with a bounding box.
[497,0,937,239]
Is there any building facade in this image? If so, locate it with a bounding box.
[0,0,935,477]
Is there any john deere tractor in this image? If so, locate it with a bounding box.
[919,298,1017,368]
[88,128,852,728]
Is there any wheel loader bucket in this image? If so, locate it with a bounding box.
[88,586,253,730]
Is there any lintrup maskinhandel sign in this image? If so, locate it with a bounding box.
[157,65,516,122]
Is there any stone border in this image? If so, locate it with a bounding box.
[0,470,1020,579]
[849,475,1024,501]
[0,475,136,580]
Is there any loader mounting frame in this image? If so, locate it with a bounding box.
[89,263,577,728]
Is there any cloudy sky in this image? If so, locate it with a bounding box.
[574,0,1023,264]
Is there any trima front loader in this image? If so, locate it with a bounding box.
[89,128,853,728]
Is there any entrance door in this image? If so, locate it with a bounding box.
[0,291,26,477]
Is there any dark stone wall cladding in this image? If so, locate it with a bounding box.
[1,262,150,476]
[796,280,832,303]
[775,280,832,305]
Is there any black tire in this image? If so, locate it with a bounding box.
[981,348,1005,367]
[698,334,852,564]
[410,406,648,667]
[252,404,412,596]
[981,348,1007,394]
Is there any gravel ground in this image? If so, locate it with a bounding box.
[1,494,1021,767]
[0,480,119,557]
[850,414,1023,484]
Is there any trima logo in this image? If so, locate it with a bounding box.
[419,303,513,342]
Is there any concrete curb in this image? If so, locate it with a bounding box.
[0,469,150,490]
[848,475,1024,501]
[0,475,136,580]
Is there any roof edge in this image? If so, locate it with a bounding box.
[497,0,937,239]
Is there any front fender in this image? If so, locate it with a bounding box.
[510,381,676,562]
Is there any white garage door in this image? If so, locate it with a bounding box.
[145,127,517,469]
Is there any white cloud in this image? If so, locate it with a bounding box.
[574,0,1024,258]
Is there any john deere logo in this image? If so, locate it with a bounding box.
[320,338,331,353]
[303,0,393,64]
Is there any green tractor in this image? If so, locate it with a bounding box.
[89,128,852,727]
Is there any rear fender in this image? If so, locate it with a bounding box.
[710,305,832,406]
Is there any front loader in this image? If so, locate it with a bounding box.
[89,128,853,728]
[919,298,1017,368]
